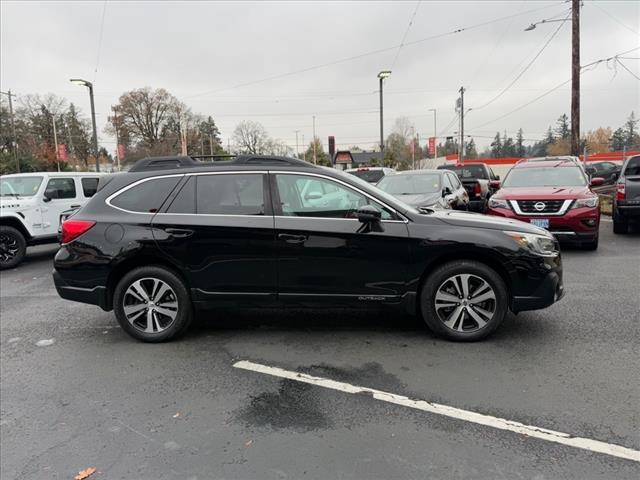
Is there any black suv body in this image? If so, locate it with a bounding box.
[53,155,564,342]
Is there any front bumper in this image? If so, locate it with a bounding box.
[511,269,564,313]
[487,205,599,244]
[53,271,109,310]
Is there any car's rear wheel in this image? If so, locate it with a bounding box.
[613,208,628,234]
[113,266,192,342]
[420,261,508,341]
[0,226,27,270]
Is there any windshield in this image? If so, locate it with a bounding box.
[502,166,587,187]
[624,156,640,176]
[0,176,43,197]
[439,164,488,179]
[347,169,385,183]
[377,174,441,195]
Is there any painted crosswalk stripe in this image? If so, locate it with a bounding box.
[233,360,640,463]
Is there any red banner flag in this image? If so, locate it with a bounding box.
[57,144,68,161]
[428,137,436,156]
[117,144,126,160]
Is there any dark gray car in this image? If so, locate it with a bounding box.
[376,170,469,211]
[613,155,640,233]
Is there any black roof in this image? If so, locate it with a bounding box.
[129,155,317,173]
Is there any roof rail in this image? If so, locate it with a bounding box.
[129,155,315,172]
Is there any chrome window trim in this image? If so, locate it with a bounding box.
[273,170,409,223]
[105,173,186,215]
[510,199,573,216]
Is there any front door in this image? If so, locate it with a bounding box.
[151,172,277,305]
[272,172,410,306]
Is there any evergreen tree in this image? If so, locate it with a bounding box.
[516,128,526,157]
[502,136,516,157]
[610,128,627,151]
[624,111,639,149]
[490,132,502,158]
[464,138,477,160]
[555,114,570,139]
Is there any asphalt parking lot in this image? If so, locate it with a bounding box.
[1,221,639,480]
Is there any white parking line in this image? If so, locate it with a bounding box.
[234,360,640,463]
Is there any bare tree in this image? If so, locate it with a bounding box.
[232,120,270,154]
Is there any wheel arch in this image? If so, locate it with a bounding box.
[415,250,513,317]
[105,254,190,311]
[0,216,31,241]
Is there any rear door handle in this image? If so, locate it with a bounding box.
[70,205,81,208]
[165,228,194,238]
[278,233,307,244]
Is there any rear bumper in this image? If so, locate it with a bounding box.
[512,269,564,313]
[616,203,640,218]
[53,271,109,311]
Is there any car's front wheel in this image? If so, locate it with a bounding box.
[420,261,509,341]
[0,226,27,270]
[113,266,192,342]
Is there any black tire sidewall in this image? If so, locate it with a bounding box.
[420,260,508,342]
[113,266,192,342]
[0,226,27,270]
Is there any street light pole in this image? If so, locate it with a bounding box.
[1,89,19,172]
[70,79,100,172]
[377,70,391,158]
[429,108,437,160]
[295,130,300,158]
[312,116,317,164]
[570,0,580,156]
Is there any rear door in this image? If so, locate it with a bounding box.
[151,172,277,304]
[623,156,640,202]
[41,177,81,235]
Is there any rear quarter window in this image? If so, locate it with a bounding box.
[624,156,640,176]
[110,176,181,213]
[81,177,100,198]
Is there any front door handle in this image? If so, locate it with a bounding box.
[165,228,194,238]
[70,204,81,209]
[278,233,307,244]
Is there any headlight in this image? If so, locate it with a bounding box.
[488,197,510,209]
[504,231,558,256]
[573,197,598,209]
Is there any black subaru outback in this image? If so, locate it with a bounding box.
[53,155,563,342]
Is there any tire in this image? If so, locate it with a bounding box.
[113,266,193,342]
[0,226,27,270]
[420,260,509,342]
[613,208,628,234]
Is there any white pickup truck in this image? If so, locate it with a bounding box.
[0,172,103,269]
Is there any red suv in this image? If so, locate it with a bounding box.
[486,158,604,250]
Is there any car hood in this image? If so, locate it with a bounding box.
[428,210,548,235]
[393,192,442,207]
[493,186,590,199]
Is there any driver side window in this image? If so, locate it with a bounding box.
[275,174,393,219]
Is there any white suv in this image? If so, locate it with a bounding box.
[0,172,103,269]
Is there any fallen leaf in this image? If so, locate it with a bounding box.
[74,467,96,480]
[245,440,253,447]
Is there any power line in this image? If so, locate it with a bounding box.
[186,1,567,99]
[390,1,421,70]
[472,9,571,111]
[93,0,108,83]
[616,58,640,81]
[469,47,640,130]
[590,1,639,36]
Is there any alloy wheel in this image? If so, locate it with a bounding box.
[0,233,19,263]
[434,273,497,333]
[123,277,179,334]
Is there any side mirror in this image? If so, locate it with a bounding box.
[442,187,452,197]
[489,180,501,189]
[590,177,605,187]
[585,167,596,175]
[356,205,381,223]
[304,191,323,200]
[495,175,500,180]
[43,193,52,203]
[612,172,619,181]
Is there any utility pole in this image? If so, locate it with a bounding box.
[52,113,60,172]
[112,106,121,171]
[429,108,437,162]
[570,0,580,156]
[312,116,317,164]
[459,86,465,163]
[210,134,214,156]
[1,90,19,172]
[302,134,306,161]
[295,130,300,158]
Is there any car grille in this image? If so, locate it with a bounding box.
[517,200,567,214]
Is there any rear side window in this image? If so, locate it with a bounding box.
[45,178,76,199]
[624,156,640,176]
[81,177,99,197]
[110,176,181,213]
[196,174,265,215]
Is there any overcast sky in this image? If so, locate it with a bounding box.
[1,0,638,155]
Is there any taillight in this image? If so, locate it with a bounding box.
[61,220,96,244]
[474,183,482,197]
[616,182,626,201]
